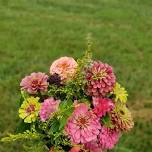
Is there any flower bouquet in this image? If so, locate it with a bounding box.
[1,41,134,152]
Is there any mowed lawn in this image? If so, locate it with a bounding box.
[0,0,152,151]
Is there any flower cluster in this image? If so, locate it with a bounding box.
[3,49,134,152]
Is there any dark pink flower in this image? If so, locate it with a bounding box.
[99,127,120,150]
[20,72,48,94]
[93,97,114,117]
[86,61,116,97]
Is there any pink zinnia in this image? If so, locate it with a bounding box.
[20,72,48,94]
[86,61,116,97]
[40,97,60,122]
[50,57,78,82]
[93,97,114,117]
[65,103,101,144]
[84,141,103,152]
[99,127,120,150]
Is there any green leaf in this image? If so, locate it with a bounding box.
[59,101,67,110]
[50,118,60,133]
[102,114,110,123]
[21,91,30,100]
[65,107,74,117]
[15,120,31,133]
[19,95,24,107]
[59,116,67,130]
[58,100,74,131]
[102,113,114,128]
[59,100,74,114]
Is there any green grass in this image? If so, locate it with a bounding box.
[0,0,152,151]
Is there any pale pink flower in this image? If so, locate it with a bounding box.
[20,72,48,94]
[65,103,101,144]
[93,97,114,117]
[99,127,120,150]
[40,97,60,122]
[50,57,78,82]
[86,61,116,97]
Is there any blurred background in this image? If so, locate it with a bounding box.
[0,0,152,152]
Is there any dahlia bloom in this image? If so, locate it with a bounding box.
[99,127,120,150]
[20,72,48,94]
[40,97,60,122]
[84,141,103,152]
[112,82,128,103]
[93,97,114,117]
[86,61,116,97]
[65,103,101,144]
[50,57,78,82]
[19,97,40,123]
[111,102,134,132]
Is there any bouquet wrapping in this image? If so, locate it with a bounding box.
[1,43,134,152]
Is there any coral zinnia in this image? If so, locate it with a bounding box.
[20,72,48,94]
[19,97,40,123]
[99,126,120,150]
[93,97,114,117]
[111,102,134,132]
[85,61,116,97]
[50,57,78,82]
[65,103,101,144]
[69,146,81,152]
[112,83,128,103]
[40,97,60,122]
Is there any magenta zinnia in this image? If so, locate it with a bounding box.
[20,72,48,94]
[93,97,114,117]
[40,97,60,122]
[65,103,101,144]
[86,61,116,97]
[99,127,120,150]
